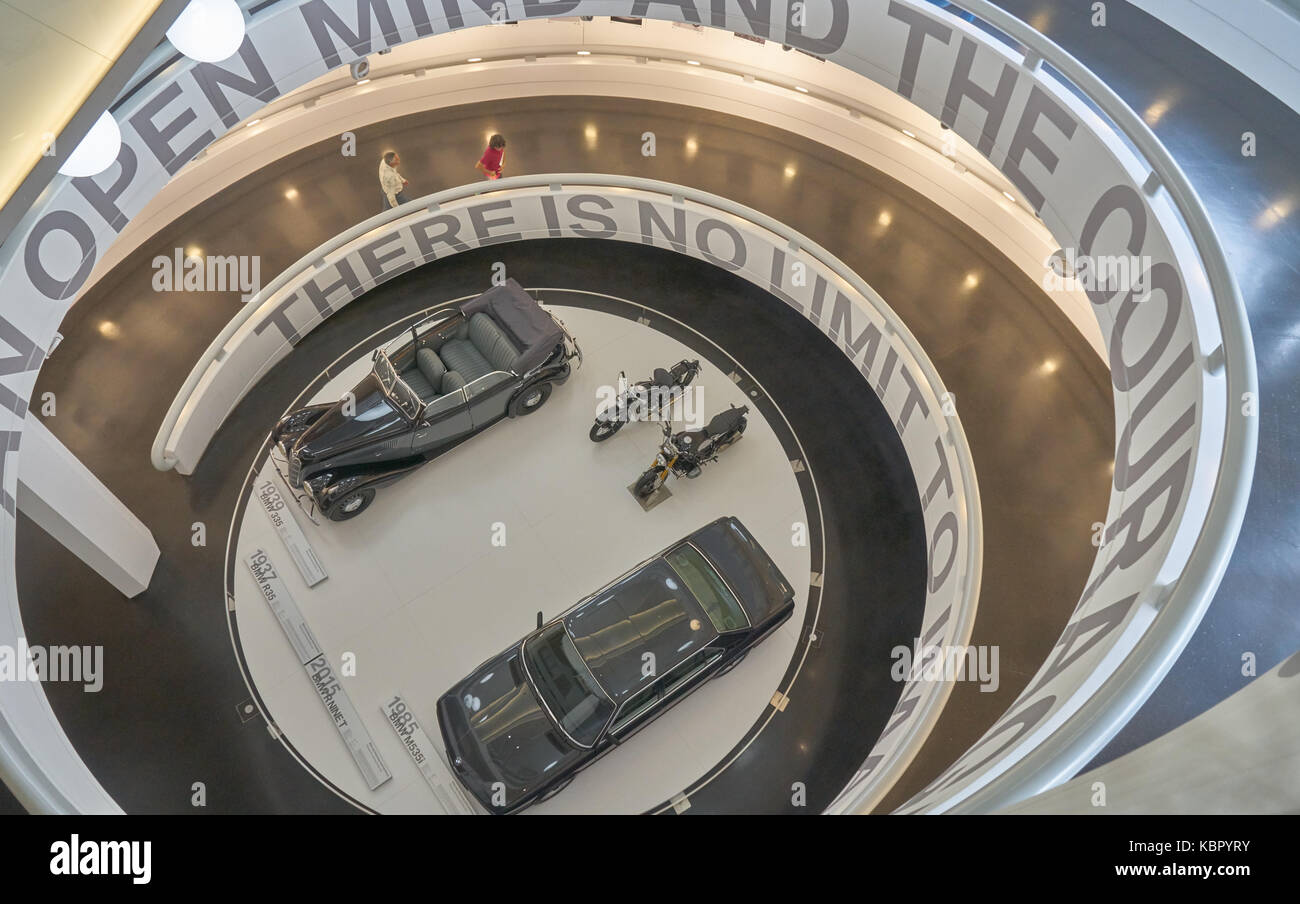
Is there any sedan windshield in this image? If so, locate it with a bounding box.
[524,624,614,747]
[372,352,421,420]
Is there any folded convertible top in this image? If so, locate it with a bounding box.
[459,278,565,373]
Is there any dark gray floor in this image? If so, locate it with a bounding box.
[14,97,1113,811]
[987,0,1300,773]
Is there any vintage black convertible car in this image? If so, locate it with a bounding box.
[271,280,580,520]
[436,516,796,814]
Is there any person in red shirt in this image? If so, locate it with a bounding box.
[476,134,506,180]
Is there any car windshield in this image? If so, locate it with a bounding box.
[372,351,421,420]
[524,623,614,747]
[665,544,750,632]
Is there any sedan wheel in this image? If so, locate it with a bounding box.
[326,488,375,521]
[511,382,553,417]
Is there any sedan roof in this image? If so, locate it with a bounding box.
[564,556,718,706]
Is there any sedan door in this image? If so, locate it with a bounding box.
[465,372,516,429]
[653,648,725,718]
[413,388,474,454]
[605,682,663,744]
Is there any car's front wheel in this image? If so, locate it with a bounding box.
[326,488,375,521]
[510,382,552,417]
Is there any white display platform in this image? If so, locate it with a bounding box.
[229,305,812,814]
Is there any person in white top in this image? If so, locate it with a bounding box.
[379,151,410,211]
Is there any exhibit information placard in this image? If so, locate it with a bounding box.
[256,478,328,587]
[246,548,391,791]
[381,694,477,814]
[245,547,321,664]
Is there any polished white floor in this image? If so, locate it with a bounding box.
[230,305,811,814]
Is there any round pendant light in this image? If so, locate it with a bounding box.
[57,112,122,178]
[166,0,246,63]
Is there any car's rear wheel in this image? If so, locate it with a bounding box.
[326,488,374,521]
[511,382,552,417]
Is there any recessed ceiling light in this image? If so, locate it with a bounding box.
[687,59,701,65]
[245,118,261,128]
[794,85,808,93]
[284,188,298,200]
[1002,190,1017,202]
[355,78,370,85]
[902,129,917,138]
[467,57,482,63]
[577,50,591,56]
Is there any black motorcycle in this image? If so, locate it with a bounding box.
[633,405,748,498]
[590,359,701,442]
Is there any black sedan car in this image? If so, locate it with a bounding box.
[271,280,580,520]
[436,516,796,814]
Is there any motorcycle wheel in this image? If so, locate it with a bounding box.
[634,470,661,498]
[589,419,623,442]
[718,424,746,451]
[326,488,375,521]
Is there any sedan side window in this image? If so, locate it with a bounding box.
[423,388,465,419]
[661,649,723,696]
[465,371,513,401]
[611,682,660,733]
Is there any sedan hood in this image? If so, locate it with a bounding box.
[437,646,585,812]
[293,373,408,462]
